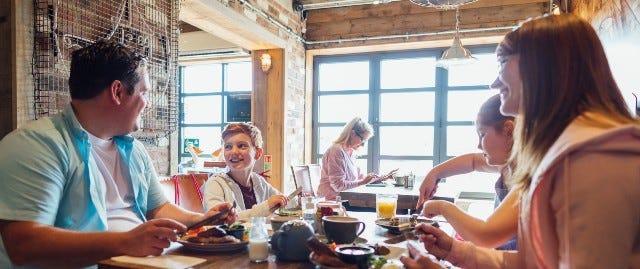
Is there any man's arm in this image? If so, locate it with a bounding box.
[0,219,184,268]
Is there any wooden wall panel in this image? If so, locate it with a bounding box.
[305,0,548,49]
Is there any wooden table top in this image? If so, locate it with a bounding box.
[339,184,457,210]
[98,211,452,269]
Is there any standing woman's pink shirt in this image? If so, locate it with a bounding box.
[316,144,364,200]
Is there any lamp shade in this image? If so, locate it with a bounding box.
[436,35,476,68]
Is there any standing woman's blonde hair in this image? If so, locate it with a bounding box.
[498,14,636,191]
[334,117,374,147]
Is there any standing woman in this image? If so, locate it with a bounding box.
[402,14,640,269]
[317,117,390,200]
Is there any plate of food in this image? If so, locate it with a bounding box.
[307,237,404,269]
[375,215,437,234]
[178,225,248,252]
[275,208,302,217]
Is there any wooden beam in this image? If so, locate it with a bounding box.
[180,0,285,50]
[252,49,285,191]
[305,1,548,44]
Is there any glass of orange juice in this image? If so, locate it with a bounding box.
[376,193,397,219]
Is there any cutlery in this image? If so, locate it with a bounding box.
[180,201,237,236]
[270,187,303,212]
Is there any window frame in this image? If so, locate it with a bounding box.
[178,60,252,162]
[312,45,498,177]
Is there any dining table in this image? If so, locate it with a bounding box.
[97,211,454,269]
[339,183,457,212]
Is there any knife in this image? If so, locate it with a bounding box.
[270,187,303,212]
[180,201,236,236]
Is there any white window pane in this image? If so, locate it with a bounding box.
[183,96,222,124]
[318,126,368,155]
[227,61,252,92]
[447,125,478,156]
[318,61,369,91]
[379,126,434,156]
[318,127,342,155]
[381,58,436,89]
[447,90,495,121]
[380,92,435,122]
[183,65,222,93]
[318,95,368,122]
[379,160,432,180]
[448,53,498,87]
[182,127,222,154]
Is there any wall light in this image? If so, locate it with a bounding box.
[260,53,272,73]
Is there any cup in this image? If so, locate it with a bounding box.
[322,216,366,244]
[376,193,397,219]
[393,175,405,186]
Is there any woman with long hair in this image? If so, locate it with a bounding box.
[402,13,640,269]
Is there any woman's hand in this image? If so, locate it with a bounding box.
[421,200,449,219]
[267,194,289,209]
[400,241,445,269]
[360,173,381,185]
[416,223,453,260]
[417,176,440,209]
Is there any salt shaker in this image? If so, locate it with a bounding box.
[249,217,269,263]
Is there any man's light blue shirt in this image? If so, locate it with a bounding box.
[0,105,168,268]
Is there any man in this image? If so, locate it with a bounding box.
[0,39,236,268]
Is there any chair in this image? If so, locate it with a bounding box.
[159,173,209,213]
[291,165,315,197]
[307,164,321,195]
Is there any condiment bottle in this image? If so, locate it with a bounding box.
[248,217,269,263]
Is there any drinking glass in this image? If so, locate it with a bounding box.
[376,193,397,219]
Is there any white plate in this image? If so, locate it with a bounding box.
[177,239,248,252]
[375,216,435,234]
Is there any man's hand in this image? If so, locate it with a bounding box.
[400,241,444,269]
[416,223,453,260]
[204,202,237,225]
[120,218,186,257]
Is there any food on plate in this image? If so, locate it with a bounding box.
[368,243,390,256]
[306,237,354,267]
[219,223,246,240]
[370,256,388,269]
[389,217,400,226]
[182,226,241,244]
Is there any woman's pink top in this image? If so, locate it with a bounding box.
[316,144,363,200]
[445,112,640,268]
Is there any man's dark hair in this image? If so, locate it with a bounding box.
[68,39,147,99]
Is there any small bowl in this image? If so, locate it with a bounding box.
[218,224,246,240]
[270,215,300,231]
[335,245,375,266]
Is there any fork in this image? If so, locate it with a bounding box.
[180,201,237,236]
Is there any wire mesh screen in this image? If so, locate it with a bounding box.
[33,0,179,143]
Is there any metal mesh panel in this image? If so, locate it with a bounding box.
[33,0,179,144]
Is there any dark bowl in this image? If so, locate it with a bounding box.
[219,224,246,240]
[335,245,375,266]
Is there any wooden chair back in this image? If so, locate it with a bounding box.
[290,165,315,197]
[159,173,209,213]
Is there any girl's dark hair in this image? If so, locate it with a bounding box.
[477,94,514,131]
[68,39,147,99]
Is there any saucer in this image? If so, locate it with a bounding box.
[315,234,368,244]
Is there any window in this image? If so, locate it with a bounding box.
[179,60,252,163]
[313,47,499,195]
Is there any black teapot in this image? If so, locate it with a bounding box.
[270,219,314,261]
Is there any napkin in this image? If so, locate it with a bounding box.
[111,254,206,269]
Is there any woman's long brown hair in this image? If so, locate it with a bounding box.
[498,14,636,191]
